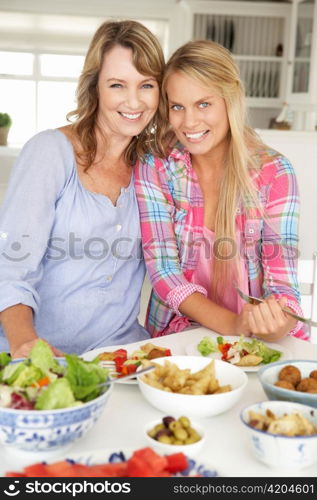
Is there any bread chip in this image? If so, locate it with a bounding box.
[236,354,263,366]
[141,359,231,395]
[97,352,116,361]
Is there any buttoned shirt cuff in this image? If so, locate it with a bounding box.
[285,299,304,337]
[166,284,208,316]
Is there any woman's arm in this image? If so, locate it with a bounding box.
[1,305,63,358]
[0,130,69,356]
[179,292,251,335]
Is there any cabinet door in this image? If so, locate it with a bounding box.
[290,0,317,103]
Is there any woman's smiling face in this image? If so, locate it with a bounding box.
[166,72,230,159]
[97,45,159,141]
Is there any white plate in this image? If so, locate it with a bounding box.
[80,346,141,385]
[185,334,292,373]
[4,448,219,477]
[81,343,173,385]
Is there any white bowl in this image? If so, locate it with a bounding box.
[144,418,205,457]
[0,359,113,453]
[240,400,317,471]
[137,356,248,418]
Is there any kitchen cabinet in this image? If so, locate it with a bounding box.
[287,0,317,107]
[182,0,317,112]
[185,1,291,108]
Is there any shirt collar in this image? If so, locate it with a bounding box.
[168,142,192,171]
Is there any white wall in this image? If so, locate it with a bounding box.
[0,151,17,204]
[257,130,317,259]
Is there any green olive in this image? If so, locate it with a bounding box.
[178,416,190,428]
[149,415,201,446]
[169,420,179,431]
[188,427,200,437]
[147,429,157,438]
[186,435,200,444]
[158,434,172,444]
[154,423,164,432]
[174,428,188,441]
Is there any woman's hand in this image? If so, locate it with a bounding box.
[11,339,64,359]
[246,296,296,342]
[234,304,253,337]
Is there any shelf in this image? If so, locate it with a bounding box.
[193,13,286,57]
[294,57,311,63]
[235,55,283,62]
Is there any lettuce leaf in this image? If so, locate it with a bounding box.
[30,339,65,376]
[65,355,109,402]
[255,342,282,364]
[12,365,44,388]
[235,335,281,364]
[35,378,77,410]
[0,352,11,369]
[197,337,217,356]
[1,361,29,385]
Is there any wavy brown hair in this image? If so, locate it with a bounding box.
[67,19,167,168]
[162,40,266,302]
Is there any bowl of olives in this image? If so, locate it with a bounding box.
[144,415,205,456]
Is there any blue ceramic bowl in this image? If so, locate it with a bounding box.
[0,358,113,453]
[240,400,317,471]
[258,359,317,408]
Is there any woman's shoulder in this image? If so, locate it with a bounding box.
[21,128,73,158]
[253,145,295,179]
[15,128,75,183]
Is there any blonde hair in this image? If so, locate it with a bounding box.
[162,40,265,301]
[67,19,167,168]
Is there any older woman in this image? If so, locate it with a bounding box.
[0,20,167,358]
[135,40,307,342]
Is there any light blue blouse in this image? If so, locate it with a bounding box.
[0,129,150,354]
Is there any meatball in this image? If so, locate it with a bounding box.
[274,380,295,390]
[278,365,301,386]
[296,377,317,393]
[309,370,317,381]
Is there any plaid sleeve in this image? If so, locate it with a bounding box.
[134,156,206,305]
[261,155,303,333]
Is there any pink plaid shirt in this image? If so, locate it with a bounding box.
[135,143,308,340]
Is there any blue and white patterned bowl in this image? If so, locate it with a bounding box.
[240,400,317,471]
[0,360,113,453]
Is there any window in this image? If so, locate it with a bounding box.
[0,51,83,145]
[0,12,169,146]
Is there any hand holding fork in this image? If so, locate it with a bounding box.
[235,286,307,342]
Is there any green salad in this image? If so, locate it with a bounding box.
[197,335,282,366]
[0,340,109,411]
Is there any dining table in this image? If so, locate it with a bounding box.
[1,326,317,478]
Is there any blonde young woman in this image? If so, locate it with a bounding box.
[135,40,307,342]
[0,20,167,358]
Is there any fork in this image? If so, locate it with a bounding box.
[97,365,155,388]
[235,285,317,327]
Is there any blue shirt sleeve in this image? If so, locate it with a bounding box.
[0,130,71,313]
